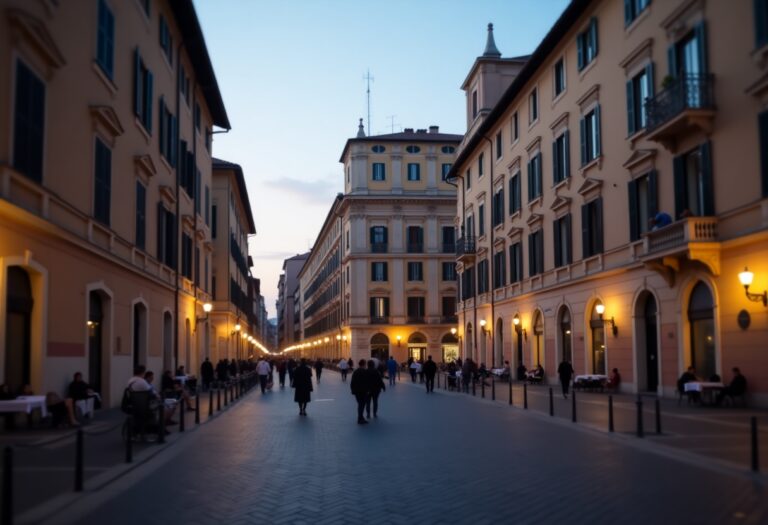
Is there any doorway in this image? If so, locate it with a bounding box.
[5,267,33,393]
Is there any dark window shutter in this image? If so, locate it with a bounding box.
[383,226,388,244]
[756,0,768,47]
[383,263,388,281]
[565,213,573,264]
[369,227,375,244]
[626,79,636,135]
[581,203,590,259]
[645,62,655,98]
[552,139,559,185]
[537,232,544,274]
[577,34,584,71]
[694,21,708,74]
[699,141,714,215]
[553,219,562,267]
[369,298,375,318]
[590,17,599,57]
[515,176,521,211]
[667,44,678,77]
[133,49,141,116]
[527,160,533,201]
[673,154,687,219]
[594,197,604,254]
[145,71,153,133]
[528,234,535,277]
[157,203,166,262]
[648,169,659,217]
[384,298,390,317]
[628,179,639,241]
[508,178,514,214]
[594,105,602,157]
[760,111,768,197]
[579,117,587,166]
[158,98,165,154]
[563,130,570,179]
[624,0,633,25]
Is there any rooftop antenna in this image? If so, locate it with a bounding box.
[387,115,398,134]
[363,70,374,136]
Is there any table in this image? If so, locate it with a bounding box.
[574,375,607,391]
[574,374,607,383]
[490,368,506,376]
[684,381,724,405]
[0,395,48,418]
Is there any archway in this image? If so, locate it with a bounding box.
[370,333,389,361]
[589,301,606,374]
[408,332,427,362]
[634,292,659,392]
[495,318,504,367]
[557,306,572,364]
[87,290,107,395]
[688,282,715,380]
[532,311,544,368]
[441,332,459,363]
[5,267,33,392]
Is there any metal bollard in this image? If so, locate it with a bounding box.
[179,399,185,432]
[481,378,485,398]
[209,389,214,418]
[524,383,528,409]
[636,396,644,438]
[2,448,11,525]
[217,387,221,411]
[572,391,577,423]
[195,392,200,425]
[608,395,614,433]
[157,402,166,444]
[472,379,476,396]
[549,388,554,416]
[75,429,84,492]
[509,380,513,406]
[492,377,496,401]
[655,399,661,435]
[125,418,133,463]
[752,417,760,473]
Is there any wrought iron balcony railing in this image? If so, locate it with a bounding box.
[456,236,476,257]
[645,74,715,133]
[370,242,388,253]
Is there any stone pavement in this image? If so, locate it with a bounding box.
[30,370,767,525]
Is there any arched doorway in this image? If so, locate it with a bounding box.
[5,266,33,392]
[532,311,544,368]
[558,306,572,364]
[635,292,659,392]
[589,301,606,375]
[87,291,104,394]
[465,323,473,361]
[441,332,459,363]
[163,312,173,372]
[688,282,716,380]
[184,318,191,371]
[132,302,147,370]
[495,318,504,367]
[408,333,427,361]
[370,333,389,360]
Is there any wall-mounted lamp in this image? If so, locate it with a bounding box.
[196,302,213,323]
[513,314,527,340]
[480,319,488,333]
[336,335,341,341]
[450,327,457,336]
[739,267,767,306]
[595,304,618,336]
[396,335,402,347]
[231,322,242,336]
[342,335,347,342]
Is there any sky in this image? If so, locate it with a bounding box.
[194,0,570,317]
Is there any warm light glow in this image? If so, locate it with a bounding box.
[234,324,241,332]
[336,335,341,341]
[513,315,520,326]
[595,304,606,315]
[324,337,330,343]
[739,267,754,287]
[566,329,571,335]
[86,320,94,327]
[480,319,487,327]
[396,335,402,341]
[242,332,248,339]
[450,327,457,335]
[202,302,213,313]
[342,335,347,341]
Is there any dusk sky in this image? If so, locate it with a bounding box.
[194,0,570,318]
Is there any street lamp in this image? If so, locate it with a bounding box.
[739,267,767,306]
[196,302,212,323]
[595,303,618,336]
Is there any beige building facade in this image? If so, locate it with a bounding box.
[0,0,230,406]
[451,0,768,405]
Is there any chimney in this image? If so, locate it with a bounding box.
[429,125,439,134]
[404,128,414,133]
[417,128,427,134]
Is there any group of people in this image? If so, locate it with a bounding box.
[677,366,747,405]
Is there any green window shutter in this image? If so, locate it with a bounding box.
[577,34,584,71]
[369,227,374,245]
[563,130,570,179]
[383,263,388,281]
[645,62,655,98]
[157,203,166,262]
[579,117,587,166]
[756,0,768,48]
[694,21,708,74]
[648,169,659,217]
[667,44,678,78]
[673,155,686,219]
[594,197,604,254]
[133,49,141,116]
[527,160,533,201]
[594,105,602,157]
[624,0,633,25]
[369,298,375,318]
[537,232,544,273]
[158,98,165,155]
[626,79,636,135]
[628,179,639,242]
[565,213,572,264]
[552,139,559,185]
[590,17,598,58]
[553,219,561,267]
[528,234,535,277]
[700,141,715,215]
[581,203,590,258]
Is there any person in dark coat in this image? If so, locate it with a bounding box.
[277,360,287,388]
[287,358,296,386]
[292,358,313,416]
[422,355,438,393]
[314,359,324,383]
[365,360,386,419]
[200,358,214,390]
[557,359,574,398]
[350,359,371,424]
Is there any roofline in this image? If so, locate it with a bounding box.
[460,55,530,90]
[170,0,230,129]
[447,0,590,181]
[212,158,256,233]
[338,133,463,163]
[297,194,345,280]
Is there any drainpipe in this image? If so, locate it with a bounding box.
[481,135,496,368]
[445,174,465,357]
[173,41,183,370]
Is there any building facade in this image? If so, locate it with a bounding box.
[0,0,230,406]
[276,252,309,350]
[451,0,768,405]
[288,124,462,364]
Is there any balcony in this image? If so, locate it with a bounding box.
[644,74,715,151]
[370,316,389,325]
[407,243,424,253]
[406,316,425,324]
[456,236,476,263]
[640,216,720,286]
[371,242,388,253]
[441,315,458,324]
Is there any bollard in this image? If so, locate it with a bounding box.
[481,378,485,398]
[2,447,11,525]
[74,429,84,492]
[636,396,644,438]
[179,399,186,432]
[655,399,662,435]
[217,387,221,411]
[751,417,759,473]
[508,380,512,406]
[224,383,228,406]
[125,418,133,463]
[524,383,528,409]
[195,392,200,425]
[549,387,554,416]
[157,401,166,444]
[492,377,496,401]
[572,391,577,423]
[209,389,214,418]
[608,395,614,433]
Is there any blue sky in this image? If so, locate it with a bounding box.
[194,0,569,316]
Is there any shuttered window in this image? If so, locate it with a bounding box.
[581,198,604,258]
[13,60,45,183]
[93,139,111,225]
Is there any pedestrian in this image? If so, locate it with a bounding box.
[423,355,437,393]
[418,360,425,383]
[386,356,398,386]
[256,357,271,394]
[462,358,473,392]
[350,359,370,424]
[365,360,386,419]
[557,358,574,399]
[409,359,419,382]
[338,357,350,381]
[314,358,324,383]
[287,358,296,387]
[200,357,214,391]
[292,358,313,416]
[277,360,287,388]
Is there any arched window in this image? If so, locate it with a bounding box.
[688,282,715,380]
[441,332,459,363]
[589,301,606,374]
[558,307,572,363]
[6,267,33,391]
[370,333,389,360]
[408,332,427,361]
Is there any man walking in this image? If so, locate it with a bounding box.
[557,358,574,399]
[423,355,437,393]
[200,357,214,391]
[365,360,386,419]
[350,359,370,424]
[386,356,398,386]
[256,357,271,394]
[314,359,324,383]
[338,357,349,381]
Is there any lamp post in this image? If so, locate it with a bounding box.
[739,267,768,306]
[233,323,241,361]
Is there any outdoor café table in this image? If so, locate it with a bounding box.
[0,395,48,418]
[574,374,607,390]
[684,381,725,405]
[491,368,505,376]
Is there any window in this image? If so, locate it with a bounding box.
[511,112,519,142]
[159,16,173,65]
[442,297,457,318]
[441,163,452,181]
[407,163,421,181]
[407,297,425,320]
[478,203,485,236]
[370,226,388,252]
[407,226,423,253]
[669,24,707,78]
[205,186,210,226]
[472,90,478,118]
[370,297,390,320]
[157,204,176,268]
[406,145,421,154]
[211,205,217,239]
[626,64,654,135]
[477,259,489,294]
[581,198,604,258]
[13,60,45,183]
[371,262,388,282]
[554,58,565,97]
[757,0,768,48]
[466,168,472,190]
[580,106,601,166]
[133,49,153,132]
[194,102,201,131]
[140,0,150,15]
[673,142,714,218]
[760,111,768,197]
[136,181,146,250]
[625,0,650,26]
[528,230,544,277]
[492,188,504,227]
[465,215,475,238]
[93,138,111,225]
[441,145,456,154]
[628,171,657,241]
[509,172,521,215]
[509,242,523,283]
[552,131,570,184]
[553,214,572,267]
[195,169,201,215]
[441,226,455,253]
[179,67,190,107]
[461,267,475,300]
[529,88,539,123]
[205,128,211,152]
[577,17,599,71]
[372,162,385,181]
[96,0,115,79]
[493,251,506,289]
[407,262,423,281]
[527,153,543,201]
[442,262,456,281]
[478,153,484,178]
[179,141,193,196]
[495,131,502,159]
[372,145,386,153]
[158,97,176,165]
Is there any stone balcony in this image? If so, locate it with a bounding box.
[456,236,476,263]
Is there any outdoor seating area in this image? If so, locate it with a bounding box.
[573,374,607,392]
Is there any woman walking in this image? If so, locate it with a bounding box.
[293,358,313,416]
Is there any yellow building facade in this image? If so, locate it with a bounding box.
[452,0,768,404]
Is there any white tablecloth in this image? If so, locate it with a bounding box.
[0,396,48,418]
[574,374,607,382]
[684,381,724,392]
[491,368,507,376]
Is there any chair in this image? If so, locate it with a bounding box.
[75,397,95,420]
[125,391,157,442]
